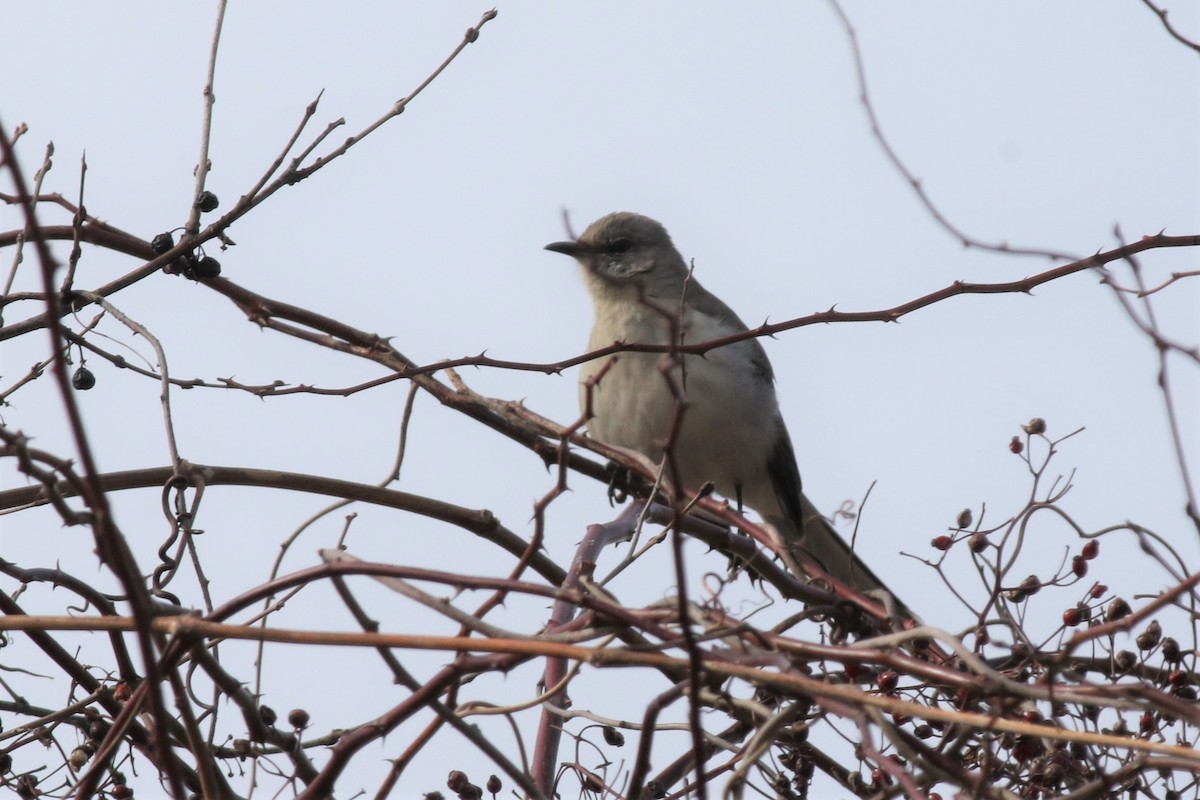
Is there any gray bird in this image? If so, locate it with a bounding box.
[546,211,907,618]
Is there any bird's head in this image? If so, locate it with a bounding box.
[545,212,688,290]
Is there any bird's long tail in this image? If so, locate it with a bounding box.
[766,492,914,622]
[763,430,914,622]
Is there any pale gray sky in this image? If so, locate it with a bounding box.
[2,3,1198,797]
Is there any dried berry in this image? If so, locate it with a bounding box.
[877,670,898,693]
[581,772,603,793]
[931,535,952,551]
[72,365,96,390]
[1009,436,1024,454]
[956,508,973,529]
[447,771,470,793]
[1106,598,1132,623]
[1012,735,1042,762]
[1062,607,1083,627]
[259,705,277,725]
[969,532,988,553]
[193,256,221,279]
[1071,555,1087,579]
[486,775,501,796]
[1090,583,1107,600]
[69,746,91,769]
[287,708,310,729]
[195,190,219,212]
[169,253,198,278]
[89,719,110,740]
[843,661,869,681]
[1136,620,1162,651]
[1161,637,1181,662]
[1023,417,1047,435]
[602,725,624,747]
[16,775,38,800]
[151,232,175,254]
[1081,540,1099,560]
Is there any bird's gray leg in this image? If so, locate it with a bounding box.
[604,461,630,506]
[726,483,748,578]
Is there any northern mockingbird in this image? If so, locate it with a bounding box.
[546,211,907,619]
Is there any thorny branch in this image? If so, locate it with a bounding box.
[1,4,1198,800]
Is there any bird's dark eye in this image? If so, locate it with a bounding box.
[607,238,633,255]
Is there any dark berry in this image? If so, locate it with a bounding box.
[193,256,221,279]
[1106,598,1131,623]
[89,719,110,740]
[196,191,219,212]
[151,232,175,254]
[72,365,96,390]
[1136,620,1161,651]
[447,771,469,793]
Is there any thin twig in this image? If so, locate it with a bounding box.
[185,0,228,237]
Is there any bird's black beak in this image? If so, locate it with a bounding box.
[544,240,583,257]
